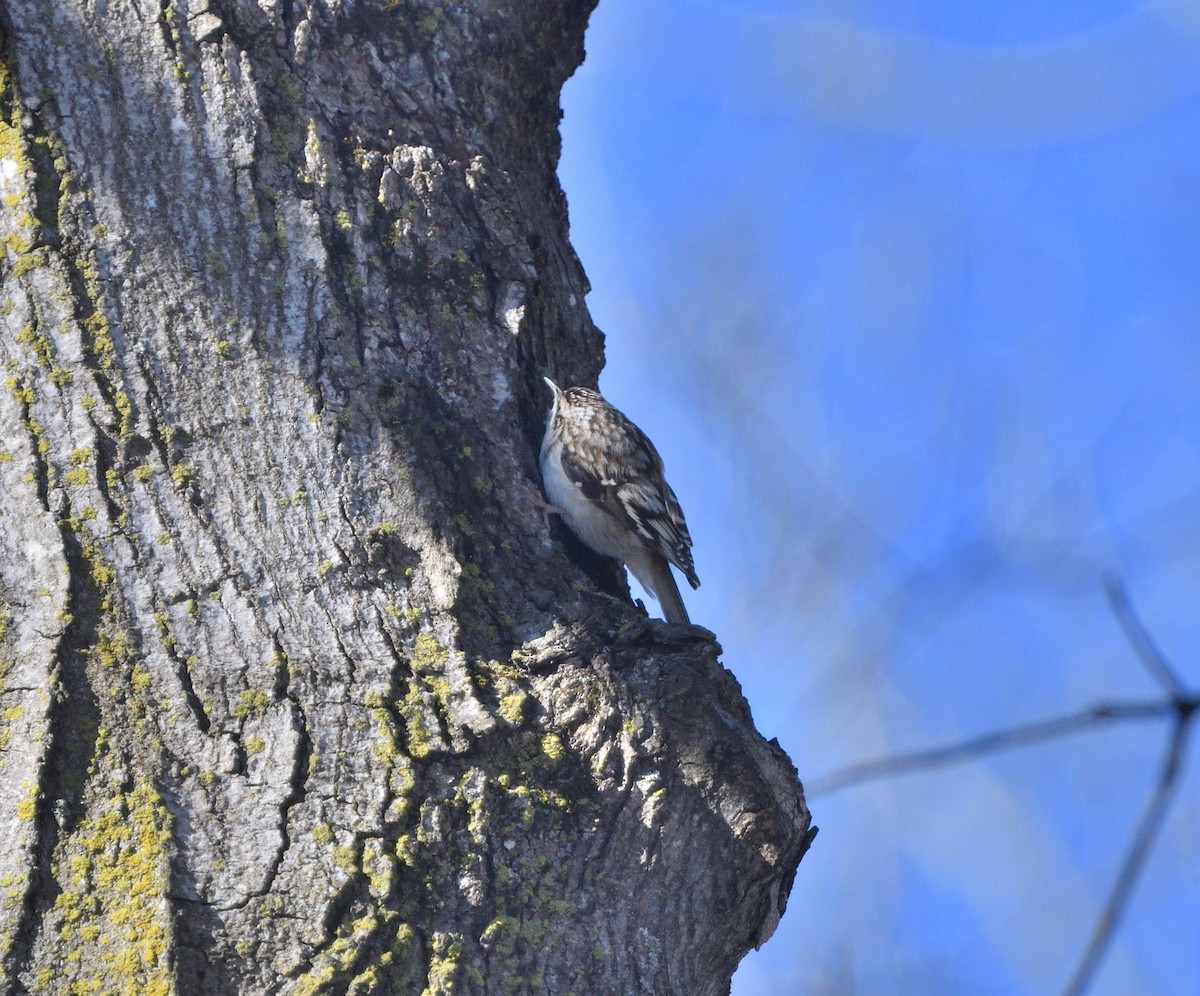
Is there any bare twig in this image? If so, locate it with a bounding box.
[807,699,1172,797]
[1104,575,1186,695]
[1061,712,1193,996]
[810,577,1197,996]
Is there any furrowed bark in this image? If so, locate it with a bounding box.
[0,2,811,992]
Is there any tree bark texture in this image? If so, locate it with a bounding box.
[0,1,812,993]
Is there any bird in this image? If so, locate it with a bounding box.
[539,377,700,624]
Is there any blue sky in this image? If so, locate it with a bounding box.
[558,2,1200,993]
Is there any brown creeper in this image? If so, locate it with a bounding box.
[540,377,700,624]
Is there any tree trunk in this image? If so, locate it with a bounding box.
[0,1,812,993]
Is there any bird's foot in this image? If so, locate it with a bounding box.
[533,495,563,530]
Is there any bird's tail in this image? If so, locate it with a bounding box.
[637,552,690,625]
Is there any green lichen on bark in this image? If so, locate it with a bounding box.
[0,58,36,275]
[300,656,600,992]
[35,780,173,996]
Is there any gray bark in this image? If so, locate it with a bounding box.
[0,1,812,993]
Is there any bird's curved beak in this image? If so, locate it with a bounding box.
[543,377,562,396]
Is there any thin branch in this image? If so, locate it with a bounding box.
[1061,714,1193,996]
[808,574,1195,996]
[1104,575,1186,695]
[808,700,1173,797]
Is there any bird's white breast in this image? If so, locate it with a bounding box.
[540,435,632,562]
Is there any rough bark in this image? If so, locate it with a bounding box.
[0,1,812,993]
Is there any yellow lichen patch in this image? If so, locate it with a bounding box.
[77,534,118,611]
[232,688,268,719]
[113,390,133,437]
[400,681,435,760]
[293,965,337,996]
[410,632,448,671]
[540,733,565,762]
[0,75,37,275]
[362,838,395,899]
[93,631,132,670]
[82,310,115,371]
[17,780,37,820]
[421,933,464,996]
[170,463,195,488]
[0,91,31,214]
[42,780,173,995]
[292,911,408,996]
[130,665,152,694]
[365,690,403,767]
[497,689,526,725]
